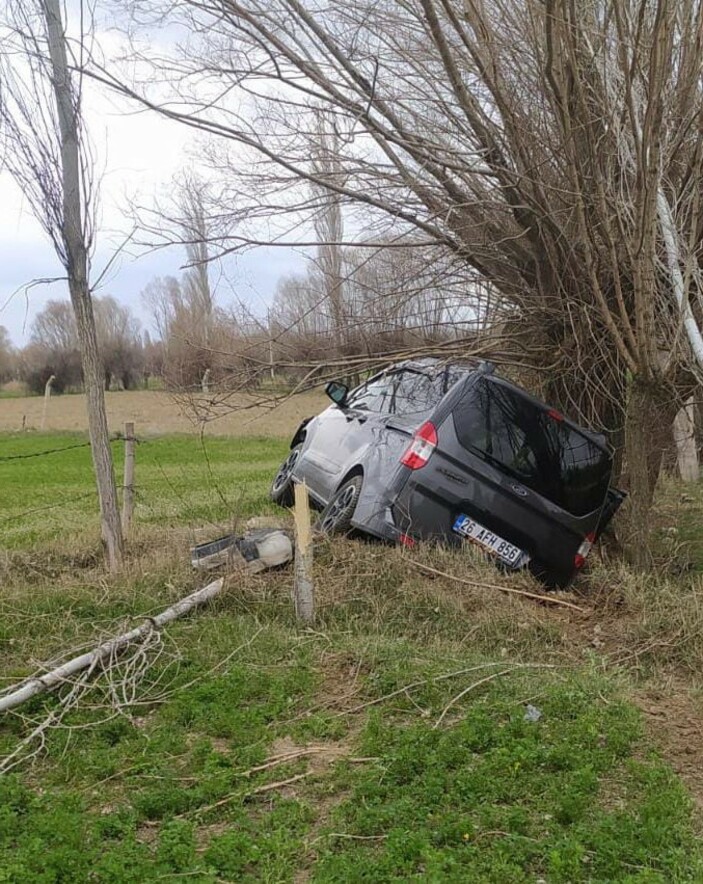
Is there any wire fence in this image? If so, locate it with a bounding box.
[0,440,95,463]
[0,424,279,549]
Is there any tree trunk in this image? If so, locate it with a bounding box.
[72,284,124,569]
[42,0,123,570]
[674,396,699,483]
[624,378,676,568]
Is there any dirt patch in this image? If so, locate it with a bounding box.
[268,735,351,775]
[634,681,703,812]
[194,820,231,851]
[136,821,159,845]
[0,389,326,437]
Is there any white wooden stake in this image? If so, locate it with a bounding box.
[122,421,135,534]
[40,374,55,430]
[293,481,314,623]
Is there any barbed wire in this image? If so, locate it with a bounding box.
[0,440,94,462]
[0,492,97,525]
[0,435,144,464]
[1,428,245,544]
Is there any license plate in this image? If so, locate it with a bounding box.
[453,514,524,566]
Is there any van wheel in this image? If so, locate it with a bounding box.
[316,476,363,536]
[270,445,302,507]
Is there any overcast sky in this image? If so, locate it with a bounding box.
[0,19,304,346]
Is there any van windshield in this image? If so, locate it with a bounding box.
[452,378,612,516]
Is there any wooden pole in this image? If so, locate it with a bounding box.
[122,421,135,534]
[293,481,314,623]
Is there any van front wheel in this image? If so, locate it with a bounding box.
[270,445,302,507]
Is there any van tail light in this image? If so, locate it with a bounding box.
[574,531,596,569]
[547,408,564,422]
[401,421,438,470]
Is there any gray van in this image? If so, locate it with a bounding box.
[271,359,624,586]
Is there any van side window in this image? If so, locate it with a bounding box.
[346,366,464,415]
[388,368,464,415]
[345,375,391,412]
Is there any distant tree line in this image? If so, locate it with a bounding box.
[0,239,483,396]
[0,297,155,394]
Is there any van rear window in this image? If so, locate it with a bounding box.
[452,379,612,516]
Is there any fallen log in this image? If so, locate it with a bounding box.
[0,577,225,714]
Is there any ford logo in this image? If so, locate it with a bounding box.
[511,484,528,497]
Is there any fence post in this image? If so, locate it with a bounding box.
[122,421,136,534]
[41,375,55,430]
[293,481,314,623]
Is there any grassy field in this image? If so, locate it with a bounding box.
[0,431,288,549]
[2,430,703,881]
[0,389,326,436]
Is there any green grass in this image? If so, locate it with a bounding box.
[1,627,700,882]
[1,432,703,882]
[0,431,288,548]
[650,475,703,573]
[0,390,32,400]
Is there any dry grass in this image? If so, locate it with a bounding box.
[0,388,327,436]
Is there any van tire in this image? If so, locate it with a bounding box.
[270,445,302,508]
[315,476,363,536]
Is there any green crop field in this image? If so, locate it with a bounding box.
[0,432,288,549]
[1,430,703,882]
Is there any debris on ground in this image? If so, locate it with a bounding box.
[191,527,293,572]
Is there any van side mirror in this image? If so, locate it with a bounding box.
[325,381,349,407]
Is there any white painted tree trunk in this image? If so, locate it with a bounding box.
[657,190,703,369]
[40,374,55,430]
[673,397,699,483]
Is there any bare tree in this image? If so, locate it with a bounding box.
[1,0,123,568]
[95,0,703,560]
[31,299,79,353]
[24,299,82,393]
[141,274,212,388]
[312,112,346,355]
[179,176,215,345]
[94,296,143,389]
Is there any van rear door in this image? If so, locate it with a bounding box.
[392,376,614,581]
